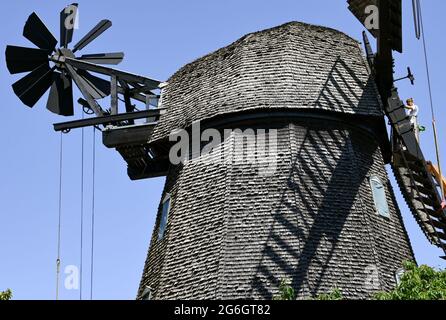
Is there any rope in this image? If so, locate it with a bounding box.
[56,132,63,300]
[90,127,97,300]
[79,112,85,300]
[419,2,436,121]
[418,1,445,201]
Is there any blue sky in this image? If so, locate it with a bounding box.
[0,0,445,300]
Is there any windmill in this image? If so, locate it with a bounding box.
[5,2,446,300]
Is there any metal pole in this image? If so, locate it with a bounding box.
[56,258,60,300]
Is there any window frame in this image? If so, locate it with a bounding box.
[141,286,153,300]
[369,175,391,219]
[395,268,405,286]
[157,193,171,241]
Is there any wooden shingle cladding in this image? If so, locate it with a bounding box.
[149,21,383,144]
[138,119,414,299]
[137,22,414,299]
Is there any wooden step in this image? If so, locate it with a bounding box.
[425,208,444,219]
[415,196,437,208]
[404,173,432,186]
[410,184,436,196]
[431,219,446,230]
[436,232,446,241]
[407,161,425,172]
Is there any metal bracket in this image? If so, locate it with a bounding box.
[65,64,105,117]
[394,67,415,85]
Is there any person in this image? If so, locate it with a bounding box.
[405,98,420,142]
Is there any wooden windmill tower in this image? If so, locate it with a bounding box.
[136,22,416,299]
[5,1,446,300]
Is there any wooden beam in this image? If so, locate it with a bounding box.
[53,109,164,132]
[427,162,446,198]
[64,57,161,89]
[102,123,156,148]
[65,64,104,117]
[127,158,170,180]
[111,75,118,115]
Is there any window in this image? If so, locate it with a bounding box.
[141,286,152,300]
[369,176,390,218]
[158,194,170,240]
[395,268,405,286]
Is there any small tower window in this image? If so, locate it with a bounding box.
[395,268,405,286]
[369,176,390,218]
[141,286,152,300]
[158,194,170,240]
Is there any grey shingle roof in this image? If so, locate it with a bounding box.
[150,21,383,142]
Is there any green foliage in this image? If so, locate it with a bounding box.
[375,261,446,300]
[273,279,296,300]
[0,289,12,301]
[315,288,344,300]
[272,261,445,301]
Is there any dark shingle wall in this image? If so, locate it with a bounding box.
[136,166,181,299]
[143,147,229,299]
[138,120,414,299]
[351,132,415,293]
